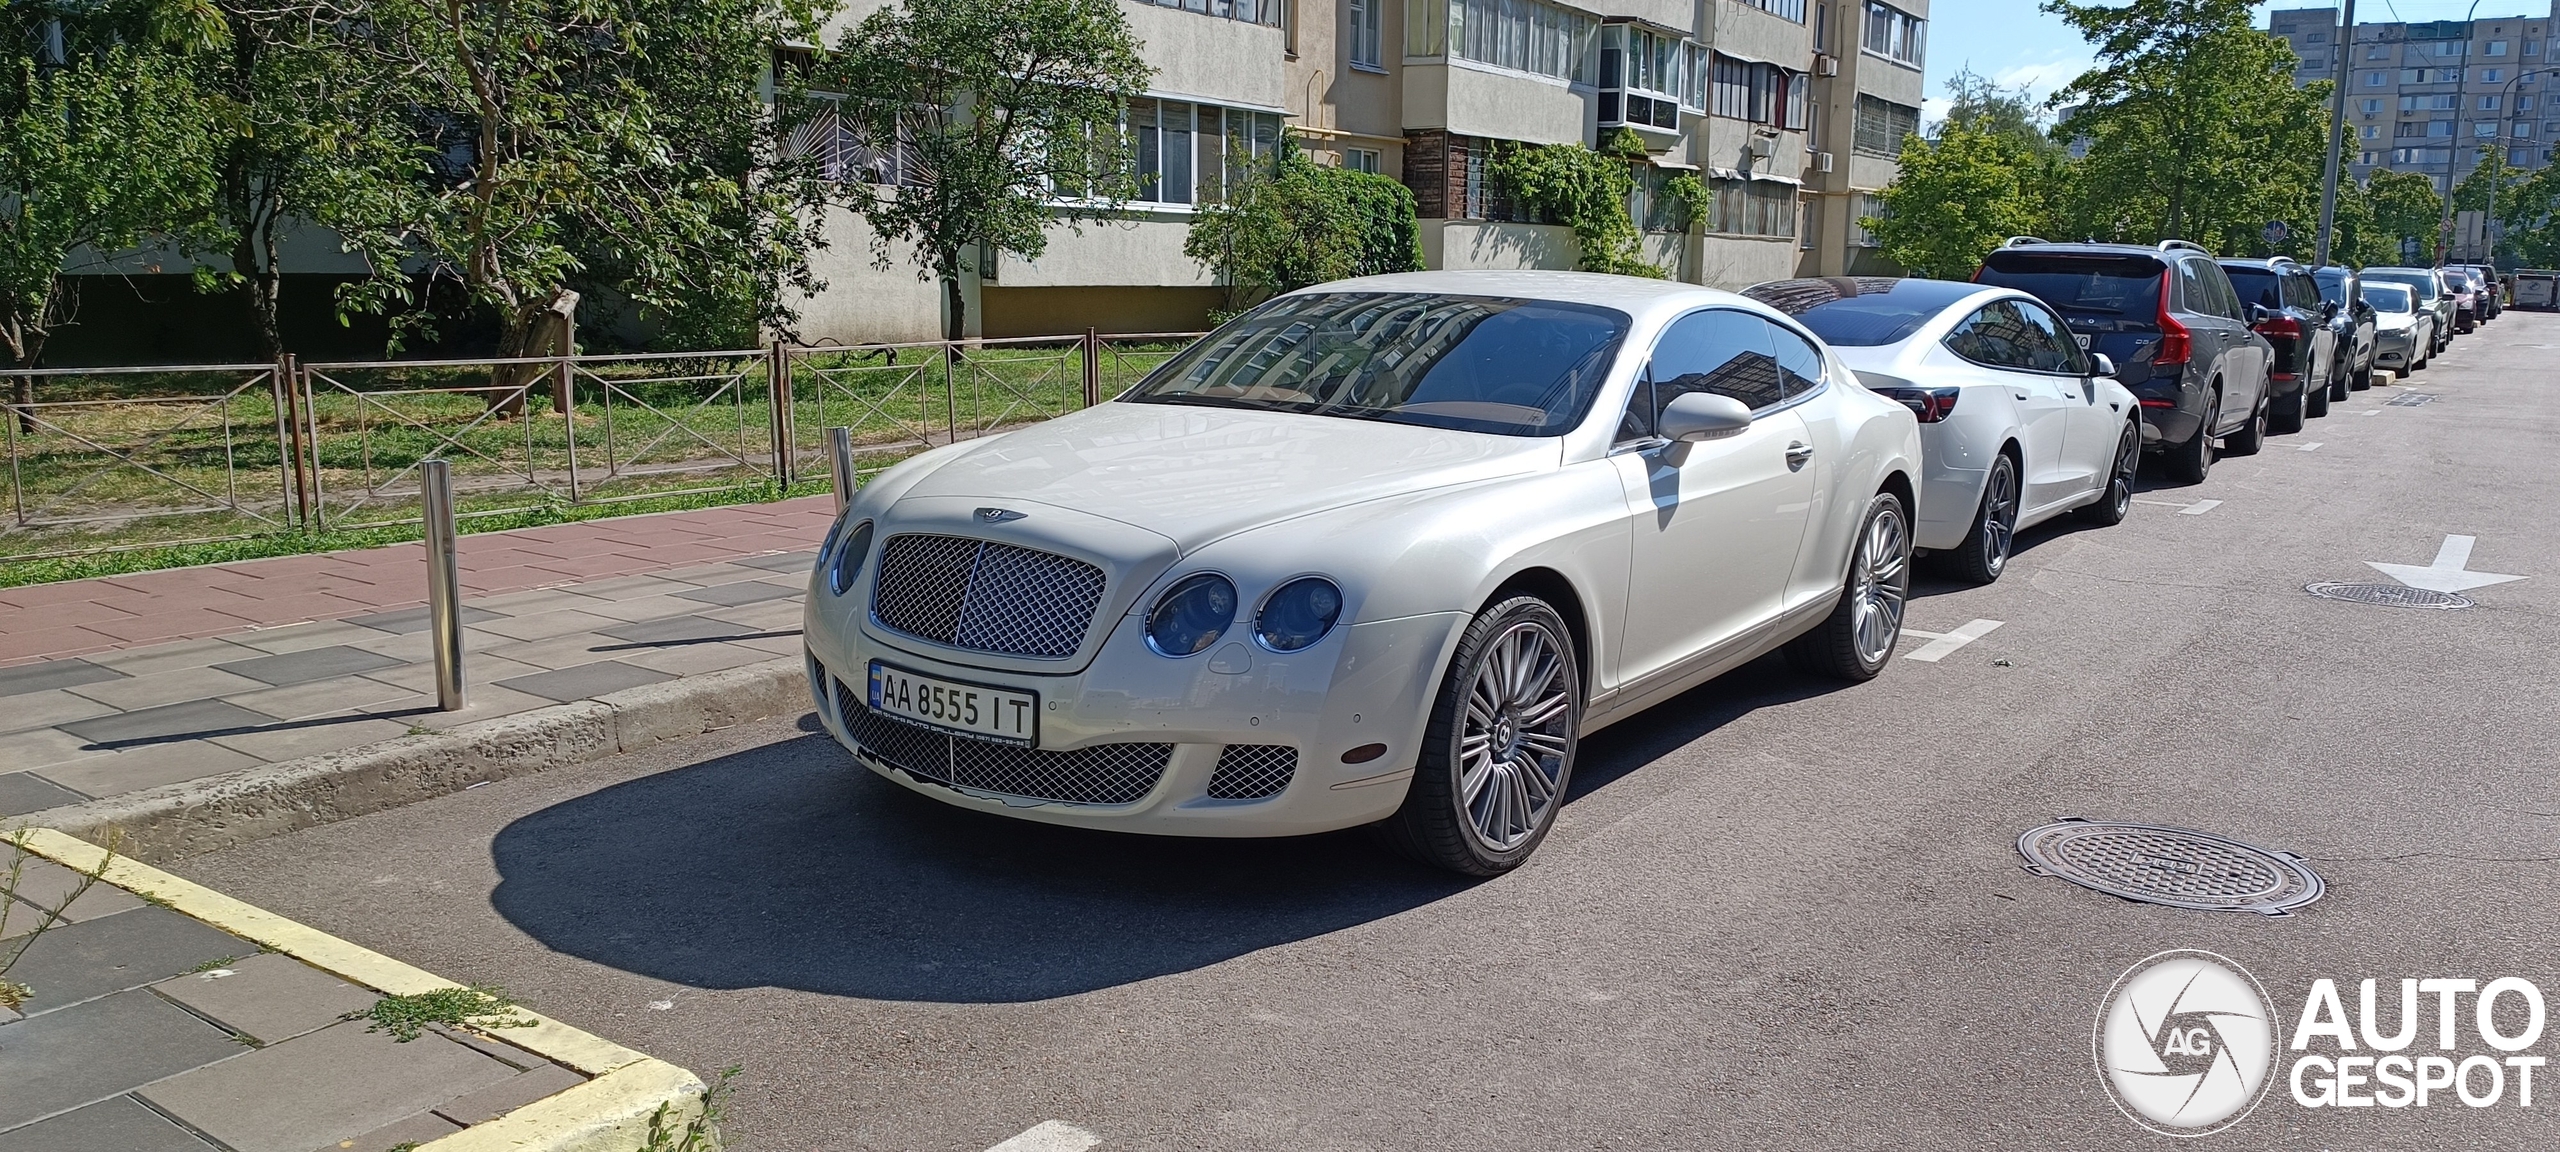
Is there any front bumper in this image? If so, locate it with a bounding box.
[2373,329,2417,365]
[802,604,1468,837]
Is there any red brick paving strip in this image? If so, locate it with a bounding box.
[0,496,836,667]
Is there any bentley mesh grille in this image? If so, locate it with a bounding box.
[832,676,1170,805]
[1207,744,1297,800]
[870,533,1105,658]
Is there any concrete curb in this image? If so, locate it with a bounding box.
[23,656,807,863]
[11,827,714,1152]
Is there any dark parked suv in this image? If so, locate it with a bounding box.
[1975,239,2272,482]
[2220,257,2335,429]
[2312,265,2377,396]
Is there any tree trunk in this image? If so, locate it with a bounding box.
[235,222,284,363]
[4,309,44,435]
[487,289,578,416]
[940,265,967,346]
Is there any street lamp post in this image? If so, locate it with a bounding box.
[2434,0,2488,267]
[2315,0,2360,266]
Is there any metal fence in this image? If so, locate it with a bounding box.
[0,331,1201,563]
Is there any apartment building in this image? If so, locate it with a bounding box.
[814,0,1922,343]
[2270,5,2557,192]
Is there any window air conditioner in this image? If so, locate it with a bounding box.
[1816,151,1835,173]
[1815,54,1839,77]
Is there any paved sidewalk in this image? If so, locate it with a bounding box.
[0,495,835,667]
[0,499,834,817]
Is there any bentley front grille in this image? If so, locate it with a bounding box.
[1207,744,1298,800]
[870,533,1105,659]
[832,676,1171,806]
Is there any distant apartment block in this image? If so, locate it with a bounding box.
[2271,4,2558,191]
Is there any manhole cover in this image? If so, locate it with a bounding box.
[2386,392,2437,407]
[2017,819,2324,916]
[2305,581,2473,609]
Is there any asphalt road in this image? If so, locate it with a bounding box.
[180,316,2560,1151]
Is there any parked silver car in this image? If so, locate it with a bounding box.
[2363,268,2456,354]
[2365,283,2435,377]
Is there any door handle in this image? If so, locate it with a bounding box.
[1784,441,1814,470]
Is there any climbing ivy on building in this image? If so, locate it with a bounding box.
[1486,140,1661,279]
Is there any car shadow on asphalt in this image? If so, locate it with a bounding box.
[487,657,1852,1006]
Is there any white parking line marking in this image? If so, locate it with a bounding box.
[2132,499,2186,507]
[2298,442,2323,451]
[987,1122,1102,1152]
[2362,408,2383,416]
[2178,499,2222,516]
[1903,619,2004,662]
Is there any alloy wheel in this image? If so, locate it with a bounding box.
[1457,619,1575,853]
[1849,502,1911,667]
[2109,425,2138,515]
[1981,459,2018,578]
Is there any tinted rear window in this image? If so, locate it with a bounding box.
[2222,268,2284,310]
[1976,255,2164,317]
[2367,271,2437,298]
[2366,285,2415,312]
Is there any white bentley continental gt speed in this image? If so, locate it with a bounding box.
[804,271,1921,874]
[1746,278,2143,584]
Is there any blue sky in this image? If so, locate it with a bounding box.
[1920,0,2553,125]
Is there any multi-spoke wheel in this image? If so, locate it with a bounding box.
[1784,490,1912,682]
[2077,419,2140,527]
[1946,451,2018,585]
[1382,596,1581,876]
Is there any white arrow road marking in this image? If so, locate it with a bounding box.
[987,1122,1102,1152]
[1902,619,2004,662]
[2366,534,2531,593]
[2298,442,2323,451]
[2362,408,2382,416]
[2178,499,2222,516]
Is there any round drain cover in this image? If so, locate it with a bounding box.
[2017,819,2324,916]
[2306,581,2472,609]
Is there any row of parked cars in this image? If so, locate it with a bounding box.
[795,254,2499,876]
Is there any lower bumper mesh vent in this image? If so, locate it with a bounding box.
[1207,744,1297,800]
[830,676,1171,805]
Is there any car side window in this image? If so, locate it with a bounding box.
[2176,261,2219,320]
[2010,301,2091,374]
[1627,310,1785,438]
[2204,263,2247,320]
[2287,272,2322,311]
[1768,322,1826,398]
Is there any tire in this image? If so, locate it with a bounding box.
[1943,452,2018,585]
[2350,363,2372,392]
[2328,365,2350,404]
[1782,490,1912,682]
[2394,364,2411,379]
[2077,420,2140,527]
[2170,388,2217,483]
[1379,595,1580,876]
[2271,377,2307,434]
[2307,375,2331,418]
[2225,390,2268,457]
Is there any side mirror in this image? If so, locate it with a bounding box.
[2322,300,2340,320]
[2248,303,2275,324]
[2090,353,2118,378]
[1658,392,1754,442]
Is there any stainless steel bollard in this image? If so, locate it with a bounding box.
[421,460,465,711]
[827,426,855,514]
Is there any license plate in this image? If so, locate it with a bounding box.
[869,661,1037,745]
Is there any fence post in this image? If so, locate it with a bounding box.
[827,426,855,514]
[1083,327,1101,408]
[769,340,796,490]
[943,341,958,444]
[270,354,300,528]
[560,354,581,505]
[285,354,319,531]
[421,459,465,711]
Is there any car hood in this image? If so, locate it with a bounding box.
[897,402,1562,551]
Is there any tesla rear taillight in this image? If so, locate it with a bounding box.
[2154,271,2191,365]
[1879,386,1963,423]
[2137,398,2176,409]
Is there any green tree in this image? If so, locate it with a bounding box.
[2365,169,2444,264]
[337,0,830,399]
[1937,67,2064,159]
[1487,138,1659,278]
[2046,0,2329,254]
[1184,141,1423,309]
[1868,123,2054,280]
[2327,177,2394,268]
[827,0,1152,342]
[3,3,223,421]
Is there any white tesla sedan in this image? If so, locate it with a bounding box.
[1746,278,2143,584]
[804,271,1920,874]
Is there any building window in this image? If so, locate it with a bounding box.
[2487,40,2509,56]
[2482,94,2502,109]
[2439,67,2464,82]
[2515,146,2536,164]
[2476,121,2499,137]
[2369,44,2388,59]
[2525,94,2539,110]
[1852,192,1885,247]
[1746,0,1807,23]
[1599,24,1703,129]
[1123,100,1286,207]
[2483,71,2504,85]
[2367,72,2387,86]
[1707,54,1808,130]
[1135,0,1283,26]
[1348,0,1382,68]
[2361,98,2380,113]
[1416,0,1596,84]
[2529,39,2542,55]
[1853,94,1920,156]
[2361,124,2378,139]
[1861,2,1925,67]
[1710,178,1797,238]
[2304,31,2327,44]
[1346,147,1381,173]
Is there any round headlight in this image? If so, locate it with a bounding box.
[1145,573,1237,656]
[826,520,874,596]
[815,511,852,573]
[1254,577,1343,652]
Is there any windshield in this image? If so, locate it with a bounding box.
[2314,270,2350,303]
[2367,271,2438,299]
[2367,284,2415,313]
[1976,254,2164,317]
[1124,292,1629,437]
